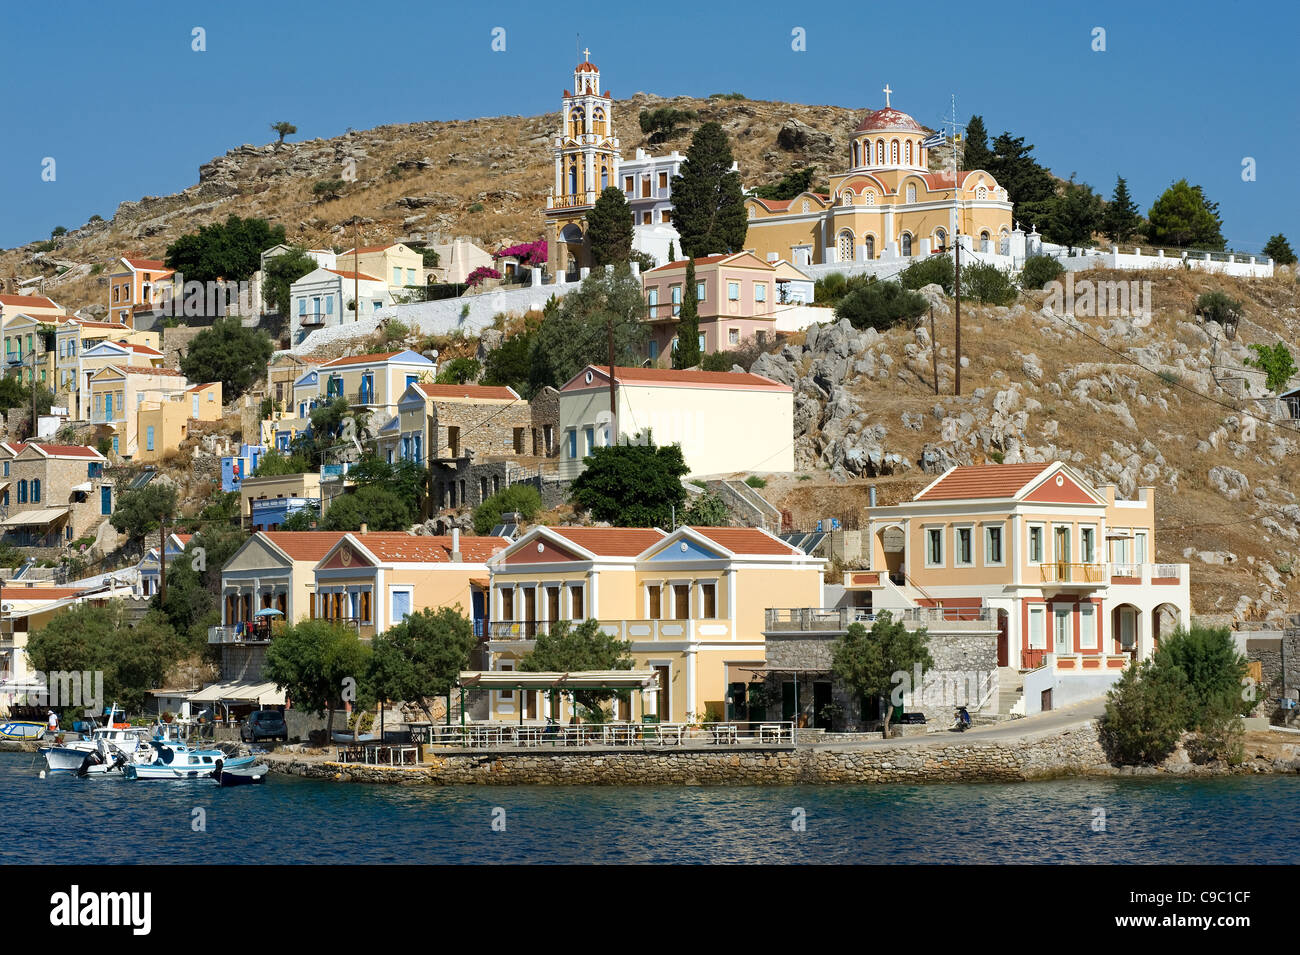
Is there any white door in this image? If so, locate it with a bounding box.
[1054,607,1072,654]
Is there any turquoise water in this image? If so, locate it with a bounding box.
[3,753,1296,864]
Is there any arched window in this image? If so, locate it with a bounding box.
[905,140,913,165]
[801,200,810,213]
[17,479,26,504]
[570,109,585,137]
[976,185,988,200]
[853,140,860,167]
[980,231,991,253]
[601,164,608,190]
[841,191,854,207]
[593,108,605,135]
[906,183,917,203]
[838,230,855,263]
[999,228,1010,255]
[32,479,39,503]
[862,191,876,206]
[876,140,885,164]
[568,161,577,195]
[935,229,947,251]
[901,233,913,257]
[864,235,875,260]
[890,140,899,164]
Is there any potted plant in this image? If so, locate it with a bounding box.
[161,711,174,724]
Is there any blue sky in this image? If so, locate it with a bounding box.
[1,0,1294,254]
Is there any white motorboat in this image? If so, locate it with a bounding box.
[123,739,257,780]
[41,727,154,774]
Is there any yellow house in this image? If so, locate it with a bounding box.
[73,336,165,419]
[316,350,437,417]
[483,525,824,723]
[743,98,1014,265]
[239,471,323,530]
[1,312,59,388]
[0,294,65,378]
[108,257,175,326]
[334,243,424,293]
[218,531,349,631]
[312,532,510,639]
[87,364,189,457]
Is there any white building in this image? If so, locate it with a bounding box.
[288,267,393,345]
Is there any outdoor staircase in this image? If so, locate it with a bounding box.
[997,666,1024,717]
[704,479,782,534]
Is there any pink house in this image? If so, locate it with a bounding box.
[641,252,781,361]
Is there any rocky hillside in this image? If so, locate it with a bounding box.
[746,268,1300,624]
[0,93,946,312]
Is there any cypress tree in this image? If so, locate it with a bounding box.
[1262,234,1296,266]
[670,122,748,259]
[586,186,634,266]
[961,115,993,170]
[1101,175,1143,244]
[674,258,701,369]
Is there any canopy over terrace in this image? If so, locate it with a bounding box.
[455,670,661,726]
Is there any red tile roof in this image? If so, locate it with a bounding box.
[122,258,169,272]
[64,318,129,330]
[353,533,510,563]
[262,531,348,562]
[119,365,185,377]
[325,268,383,282]
[648,254,733,272]
[0,293,59,309]
[570,365,790,392]
[548,527,666,557]
[11,442,104,459]
[575,61,599,73]
[921,171,973,190]
[689,527,800,556]
[415,383,519,401]
[915,463,1053,502]
[0,586,86,599]
[337,245,400,255]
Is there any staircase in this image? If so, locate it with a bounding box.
[704,479,782,533]
[997,666,1024,717]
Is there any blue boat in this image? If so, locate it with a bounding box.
[0,721,46,742]
[123,739,257,780]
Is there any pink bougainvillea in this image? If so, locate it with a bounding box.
[466,265,501,288]
[494,239,547,266]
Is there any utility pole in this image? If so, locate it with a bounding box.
[946,94,965,397]
[930,307,938,395]
[353,218,360,324]
[158,518,167,603]
[607,318,617,446]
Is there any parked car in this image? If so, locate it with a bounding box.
[241,709,288,743]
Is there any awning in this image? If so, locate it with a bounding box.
[188,681,287,705]
[1,507,69,527]
[71,482,92,493]
[458,670,659,691]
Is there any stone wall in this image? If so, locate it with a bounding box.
[1247,628,1300,720]
[160,325,205,371]
[267,720,1112,785]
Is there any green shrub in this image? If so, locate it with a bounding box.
[1196,290,1242,326]
[700,352,732,372]
[1019,254,1065,290]
[814,272,849,305]
[744,475,767,488]
[474,484,543,534]
[961,261,1018,305]
[899,256,954,295]
[468,202,484,214]
[1099,661,1190,765]
[436,357,481,384]
[834,280,928,331]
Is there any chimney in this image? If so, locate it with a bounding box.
[451,527,462,562]
[868,486,877,508]
[359,523,368,534]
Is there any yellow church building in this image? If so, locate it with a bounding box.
[743,90,1015,266]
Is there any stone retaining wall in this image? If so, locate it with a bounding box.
[268,720,1115,786]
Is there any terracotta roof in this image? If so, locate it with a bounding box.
[187,381,219,392]
[0,586,86,599]
[750,198,794,212]
[353,533,510,563]
[68,319,130,330]
[689,527,800,556]
[122,257,169,272]
[915,463,1053,502]
[921,171,973,190]
[174,533,193,544]
[648,253,773,273]
[119,365,185,377]
[575,61,599,73]
[11,442,104,459]
[548,527,666,557]
[119,342,162,355]
[261,531,349,562]
[0,293,58,309]
[854,107,926,134]
[570,365,791,392]
[319,351,408,368]
[415,383,518,401]
[324,268,383,282]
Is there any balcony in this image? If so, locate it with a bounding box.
[1023,650,1132,672]
[486,617,735,645]
[764,607,996,634]
[207,625,272,645]
[299,312,328,327]
[1108,562,1186,586]
[1038,562,1106,586]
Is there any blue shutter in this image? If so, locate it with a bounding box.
[146,426,155,451]
[391,590,412,623]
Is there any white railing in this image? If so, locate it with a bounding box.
[765,607,995,633]
[1108,563,1186,585]
[405,720,796,749]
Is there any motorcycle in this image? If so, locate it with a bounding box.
[951,705,971,732]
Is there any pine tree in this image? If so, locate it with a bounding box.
[1101,176,1143,244]
[669,122,748,259]
[586,187,634,266]
[1146,180,1225,250]
[987,132,1056,227]
[1040,176,1103,252]
[1262,234,1297,266]
[673,258,701,369]
[961,115,992,170]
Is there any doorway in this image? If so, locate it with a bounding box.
[654,665,670,722]
[996,609,1009,667]
[813,682,833,730]
[1040,688,1053,712]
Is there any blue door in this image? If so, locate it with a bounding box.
[101,486,112,514]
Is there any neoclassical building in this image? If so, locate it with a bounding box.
[743,96,1015,265]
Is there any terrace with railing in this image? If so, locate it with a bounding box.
[486,617,736,644]
[764,607,996,634]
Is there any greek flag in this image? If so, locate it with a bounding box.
[920,131,946,148]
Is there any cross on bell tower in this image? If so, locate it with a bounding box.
[882,84,893,108]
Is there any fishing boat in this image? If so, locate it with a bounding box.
[123,739,257,780]
[0,721,46,741]
[216,763,268,786]
[41,728,154,775]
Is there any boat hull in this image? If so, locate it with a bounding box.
[0,722,47,741]
[124,753,257,780]
[218,765,268,786]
